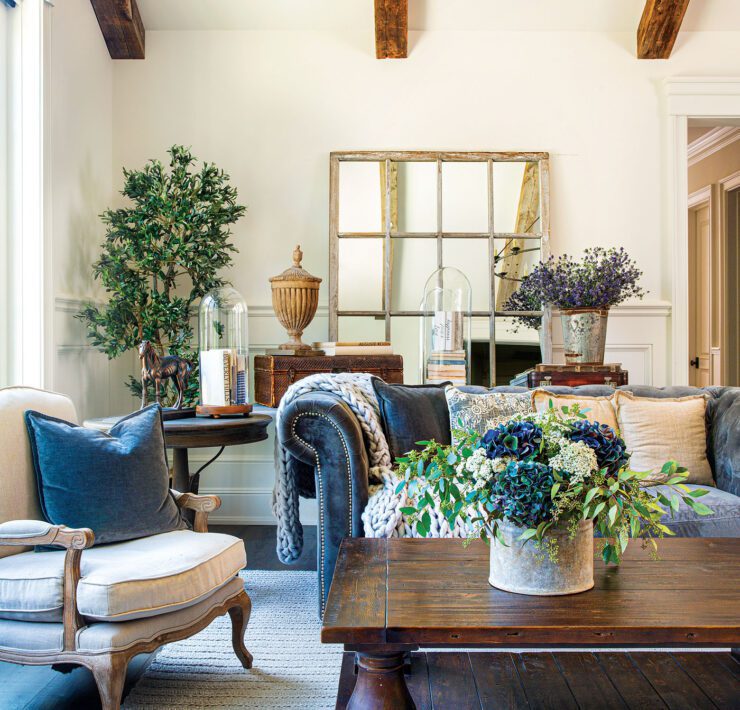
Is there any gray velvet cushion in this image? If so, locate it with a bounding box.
[24,405,185,545]
[372,379,451,461]
[648,485,740,537]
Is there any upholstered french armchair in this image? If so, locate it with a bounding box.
[0,387,253,710]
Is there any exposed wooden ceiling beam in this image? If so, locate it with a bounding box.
[90,0,145,60]
[374,0,408,59]
[637,0,690,59]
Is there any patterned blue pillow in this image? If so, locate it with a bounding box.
[24,405,185,545]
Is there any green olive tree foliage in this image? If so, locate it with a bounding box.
[77,146,246,406]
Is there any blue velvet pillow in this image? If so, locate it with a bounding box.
[24,405,185,545]
[372,378,452,461]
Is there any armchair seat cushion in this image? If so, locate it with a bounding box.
[0,530,246,623]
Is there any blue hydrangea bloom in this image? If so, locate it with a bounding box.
[491,460,554,528]
[569,419,629,476]
[481,420,543,461]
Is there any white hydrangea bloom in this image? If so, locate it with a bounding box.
[549,440,598,484]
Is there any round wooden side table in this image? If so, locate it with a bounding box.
[84,413,272,494]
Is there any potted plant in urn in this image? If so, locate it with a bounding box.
[396,404,712,595]
[515,247,644,364]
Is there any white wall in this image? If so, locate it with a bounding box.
[107,27,740,523]
[48,0,133,420]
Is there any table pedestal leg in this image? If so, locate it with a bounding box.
[347,650,415,710]
[172,448,192,493]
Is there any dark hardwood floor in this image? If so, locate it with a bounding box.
[0,525,316,710]
[336,650,740,710]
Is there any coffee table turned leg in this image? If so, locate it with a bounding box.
[347,650,416,710]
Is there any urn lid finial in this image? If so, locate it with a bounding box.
[269,245,322,284]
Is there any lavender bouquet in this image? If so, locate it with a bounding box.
[511,247,645,314]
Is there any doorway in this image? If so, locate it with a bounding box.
[687,196,712,386]
[686,120,740,386]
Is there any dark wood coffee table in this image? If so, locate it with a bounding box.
[322,538,740,709]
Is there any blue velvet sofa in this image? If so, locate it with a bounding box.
[278,384,740,613]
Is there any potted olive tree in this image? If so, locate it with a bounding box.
[77,146,246,406]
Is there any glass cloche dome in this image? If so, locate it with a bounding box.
[420,267,472,386]
[198,286,250,410]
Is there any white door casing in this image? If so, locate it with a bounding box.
[666,77,740,385]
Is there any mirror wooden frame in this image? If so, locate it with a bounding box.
[329,150,551,385]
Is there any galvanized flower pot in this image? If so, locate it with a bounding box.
[561,308,609,365]
[489,519,594,595]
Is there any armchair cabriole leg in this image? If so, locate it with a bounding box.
[228,591,254,669]
[88,653,128,710]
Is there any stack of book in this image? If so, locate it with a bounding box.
[313,341,393,356]
[200,348,248,406]
[426,350,467,385]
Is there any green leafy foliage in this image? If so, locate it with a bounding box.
[76,146,246,406]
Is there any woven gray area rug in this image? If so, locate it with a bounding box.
[123,571,341,710]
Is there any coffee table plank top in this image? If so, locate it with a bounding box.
[322,538,740,647]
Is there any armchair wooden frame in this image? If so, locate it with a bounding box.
[0,492,252,710]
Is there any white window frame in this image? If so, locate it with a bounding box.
[2,0,52,388]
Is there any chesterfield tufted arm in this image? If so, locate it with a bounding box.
[277,392,371,616]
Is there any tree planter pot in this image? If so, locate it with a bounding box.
[560,308,609,365]
[489,519,594,595]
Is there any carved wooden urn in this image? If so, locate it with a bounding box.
[269,245,322,354]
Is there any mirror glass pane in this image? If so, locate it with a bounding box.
[338,316,386,342]
[442,238,489,312]
[441,161,488,232]
[493,316,542,386]
[390,316,423,384]
[391,239,438,311]
[338,161,383,233]
[395,161,437,233]
[493,161,541,234]
[493,237,541,311]
[338,238,383,311]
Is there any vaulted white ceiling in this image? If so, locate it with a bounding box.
[137,0,740,33]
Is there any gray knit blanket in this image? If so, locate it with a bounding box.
[273,372,466,564]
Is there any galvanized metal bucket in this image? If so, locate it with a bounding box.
[489,519,594,595]
[560,308,609,364]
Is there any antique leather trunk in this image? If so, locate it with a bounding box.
[254,354,404,407]
[527,363,628,389]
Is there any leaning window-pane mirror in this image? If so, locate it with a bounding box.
[442,238,489,312]
[493,316,543,386]
[338,161,383,233]
[394,161,437,233]
[441,161,489,233]
[493,237,542,311]
[389,316,423,383]
[493,161,542,235]
[338,316,386,343]
[330,152,549,386]
[337,238,383,311]
[390,238,438,311]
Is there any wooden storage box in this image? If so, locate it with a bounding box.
[527,363,628,389]
[254,354,404,407]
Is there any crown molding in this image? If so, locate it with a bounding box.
[687,126,740,167]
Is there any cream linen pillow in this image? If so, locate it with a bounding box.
[614,391,713,486]
[531,391,619,433]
